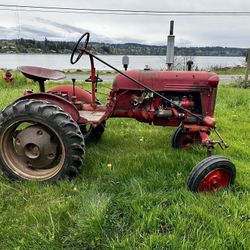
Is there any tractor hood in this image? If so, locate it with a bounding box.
[113,70,219,91]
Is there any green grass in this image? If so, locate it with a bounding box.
[212,66,245,75]
[0,79,250,249]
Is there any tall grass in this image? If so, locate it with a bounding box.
[211,66,245,75]
[0,79,249,249]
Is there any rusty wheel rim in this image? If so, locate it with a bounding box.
[0,119,65,180]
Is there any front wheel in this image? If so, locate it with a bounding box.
[187,156,236,192]
[172,126,202,149]
[0,99,85,181]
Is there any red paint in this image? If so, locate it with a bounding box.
[4,71,13,85]
[179,130,201,148]
[202,116,216,127]
[42,69,219,133]
[208,75,219,87]
[89,55,97,106]
[113,70,219,91]
[47,85,92,103]
[112,70,218,117]
[82,104,106,112]
[199,169,231,192]
[183,125,210,132]
[19,58,220,151]
[19,66,65,81]
[199,131,210,141]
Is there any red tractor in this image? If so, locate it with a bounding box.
[0,33,236,192]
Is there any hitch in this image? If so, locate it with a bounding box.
[214,127,229,150]
[200,128,229,156]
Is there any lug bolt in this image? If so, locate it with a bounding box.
[26,161,32,168]
[37,130,43,136]
[48,153,54,159]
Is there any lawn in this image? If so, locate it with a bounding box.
[0,76,250,249]
[212,66,246,75]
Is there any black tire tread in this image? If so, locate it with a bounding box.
[0,99,85,181]
[187,155,236,192]
[81,122,105,144]
[172,126,183,148]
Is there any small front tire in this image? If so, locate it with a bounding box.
[187,155,236,192]
[172,126,201,149]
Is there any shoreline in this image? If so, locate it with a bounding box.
[0,54,245,73]
[0,66,245,76]
[0,52,246,58]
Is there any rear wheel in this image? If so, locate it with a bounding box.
[0,99,85,181]
[172,126,201,149]
[187,156,236,192]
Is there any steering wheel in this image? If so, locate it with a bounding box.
[70,32,90,64]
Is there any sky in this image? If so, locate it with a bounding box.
[0,0,250,47]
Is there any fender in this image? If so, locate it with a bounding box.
[16,93,83,122]
[47,85,93,103]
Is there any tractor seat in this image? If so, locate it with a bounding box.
[19,66,65,82]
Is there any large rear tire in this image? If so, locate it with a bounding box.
[0,99,85,181]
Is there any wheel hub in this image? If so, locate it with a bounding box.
[14,125,58,169]
[24,143,40,159]
[199,169,230,192]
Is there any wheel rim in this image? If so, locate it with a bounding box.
[0,119,65,180]
[199,168,231,192]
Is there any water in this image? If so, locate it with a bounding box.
[0,54,244,71]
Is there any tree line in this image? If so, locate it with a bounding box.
[0,38,247,57]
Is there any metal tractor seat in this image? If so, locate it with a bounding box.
[19,66,65,92]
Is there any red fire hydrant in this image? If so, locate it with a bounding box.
[4,71,13,85]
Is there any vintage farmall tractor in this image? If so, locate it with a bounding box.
[0,32,236,192]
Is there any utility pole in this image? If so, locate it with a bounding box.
[245,49,250,81]
[166,20,175,70]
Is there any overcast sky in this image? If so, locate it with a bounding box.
[0,0,250,47]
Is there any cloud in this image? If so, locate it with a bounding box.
[33,17,116,42]
[175,38,193,47]
[0,26,18,39]
[0,0,250,47]
[35,17,87,34]
[20,25,62,39]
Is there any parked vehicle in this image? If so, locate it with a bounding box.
[0,32,235,192]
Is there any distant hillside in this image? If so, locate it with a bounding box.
[0,38,247,57]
